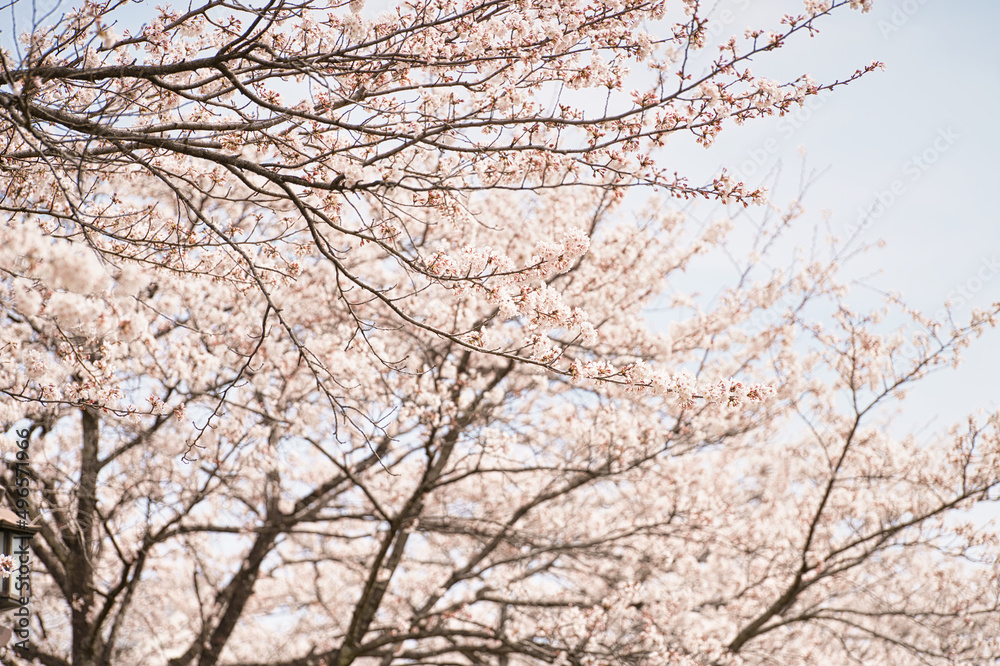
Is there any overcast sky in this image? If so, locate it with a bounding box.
[666,0,1000,435]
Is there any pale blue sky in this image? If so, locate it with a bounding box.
[664,0,1000,433]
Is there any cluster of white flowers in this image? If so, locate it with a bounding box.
[753,78,786,110]
[697,81,726,111]
[7,228,111,295]
[804,0,834,14]
[425,228,596,351]
[704,378,775,408]
[572,361,775,409]
[12,280,42,316]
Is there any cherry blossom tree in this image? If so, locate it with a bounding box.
[0,0,883,418]
[2,0,1000,665]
